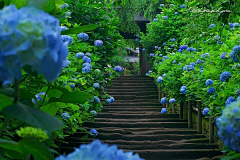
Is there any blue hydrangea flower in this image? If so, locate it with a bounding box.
[207,87,215,94]
[55,139,144,160]
[154,54,158,56]
[65,3,69,8]
[114,66,123,72]
[229,23,234,28]
[159,54,162,56]
[230,52,239,63]
[178,63,181,65]
[90,110,97,116]
[59,26,67,31]
[85,52,91,57]
[61,35,73,45]
[149,53,154,57]
[160,4,164,7]
[66,12,71,16]
[190,62,195,66]
[158,47,161,50]
[178,49,183,53]
[233,23,240,27]
[69,84,75,88]
[196,59,201,64]
[220,53,227,59]
[169,98,176,103]
[92,96,100,103]
[180,45,188,50]
[93,83,99,89]
[82,56,91,63]
[180,86,187,94]
[148,70,152,74]
[171,38,176,42]
[162,16,168,20]
[209,24,215,29]
[187,47,197,52]
[142,48,146,51]
[82,63,92,69]
[157,76,163,83]
[170,4,174,7]
[110,97,115,103]
[161,97,167,104]
[154,46,158,49]
[217,40,223,44]
[202,108,210,116]
[171,45,175,48]
[148,23,151,25]
[220,71,231,82]
[225,97,236,106]
[163,43,166,46]
[200,70,204,74]
[136,34,139,37]
[77,33,89,41]
[76,52,84,59]
[172,60,176,64]
[135,38,139,42]
[205,79,213,86]
[232,45,240,55]
[153,19,157,22]
[145,73,149,76]
[201,53,210,58]
[94,40,103,47]
[89,129,98,137]
[106,99,111,104]
[162,56,169,61]
[61,113,70,119]
[82,67,91,73]
[183,65,194,71]
[180,4,186,8]
[161,108,167,114]
[0,5,70,82]
[162,74,166,77]
[174,12,178,15]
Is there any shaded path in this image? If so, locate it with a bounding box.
[60,76,221,160]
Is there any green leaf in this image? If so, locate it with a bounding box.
[48,91,90,104]
[50,86,69,94]
[0,93,13,111]
[29,0,55,14]
[40,102,58,116]
[4,0,29,8]
[19,88,35,103]
[18,139,54,160]
[2,103,64,133]
[61,24,98,35]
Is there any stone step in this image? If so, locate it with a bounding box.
[104,95,159,100]
[84,121,188,128]
[106,88,158,92]
[106,91,158,96]
[107,86,157,89]
[110,83,156,86]
[96,113,179,118]
[102,100,160,104]
[93,118,187,122]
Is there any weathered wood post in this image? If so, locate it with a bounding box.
[158,87,161,102]
[209,117,214,143]
[124,68,127,76]
[179,102,183,119]
[197,101,202,134]
[172,103,176,114]
[188,100,193,128]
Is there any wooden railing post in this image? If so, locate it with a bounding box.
[188,100,193,128]
[179,102,183,119]
[197,101,202,134]
[172,103,176,113]
[124,68,127,76]
[166,94,169,109]
[209,117,214,143]
[158,87,161,102]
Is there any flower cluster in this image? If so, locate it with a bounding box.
[0,5,69,82]
[235,89,240,97]
[160,4,164,7]
[201,53,210,58]
[169,98,176,103]
[161,108,167,114]
[172,60,176,64]
[92,96,100,103]
[220,53,227,59]
[180,4,186,8]
[149,53,154,57]
[94,40,103,47]
[60,3,69,9]
[162,16,168,20]
[190,62,195,66]
[61,113,70,119]
[89,129,98,137]
[205,79,213,86]
[187,47,197,52]
[180,86,187,94]
[230,45,240,63]
[216,100,240,152]
[106,97,115,104]
[59,26,68,31]
[171,38,176,42]
[225,97,236,106]
[209,24,215,29]
[220,71,231,82]
[32,92,45,104]
[77,33,89,41]
[207,87,215,94]
[93,83,100,88]
[55,139,144,160]
[183,65,194,71]
[90,110,97,116]
[157,76,163,83]
[114,66,123,72]
[76,52,84,58]
[161,97,167,104]
[202,108,210,116]
[162,56,169,61]
[16,127,49,141]
[162,74,166,77]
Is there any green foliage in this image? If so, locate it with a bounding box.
[16,127,49,141]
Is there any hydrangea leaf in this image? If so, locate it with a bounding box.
[1,103,64,133]
[29,0,55,14]
[4,0,28,8]
[19,88,35,103]
[0,93,13,111]
[61,24,98,35]
[40,102,58,116]
[48,91,91,104]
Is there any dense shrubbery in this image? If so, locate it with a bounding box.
[0,0,128,159]
[141,0,240,158]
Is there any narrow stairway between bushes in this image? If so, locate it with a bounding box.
[60,75,222,160]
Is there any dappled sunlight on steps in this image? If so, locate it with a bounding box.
[60,75,222,160]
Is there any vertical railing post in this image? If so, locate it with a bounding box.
[166,94,169,109]
[124,68,127,76]
[188,100,193,128]
[197,101,202,134]
[172,103,176,113]
[209,117,214,143]
[179,102,183,119]
[158,87,161,102]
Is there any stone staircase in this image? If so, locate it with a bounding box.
[59,75,222,160]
